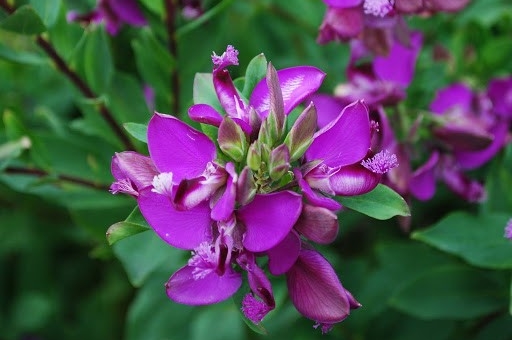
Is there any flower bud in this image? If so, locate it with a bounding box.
[247,141,262,171]
[218,116,248,162]
[237,166,257,206]
[284,102,317,162]
[269,144,290,181]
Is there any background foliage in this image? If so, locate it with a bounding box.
[0,0,511,339]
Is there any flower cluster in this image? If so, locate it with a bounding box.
[318,0,470,55]
[67,0,147,35]
[110,45,398,332]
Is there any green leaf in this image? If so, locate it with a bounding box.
[337,184,410,220]
[412,211,512,269]
[132,29,174,112]
[242,53,267,98]
[193,73,223,112]
[125,275,195,340]
[0,5,46,35]
[0,136,31,170]
[106,207,150,245]
[113,230,183,287]
[3,109,26,140]
[83,28,113,94]
[123,123,148,143]
[390,265,507,319]
[29,0,61,28]
[482,144,512,214]
[0,36,47,65]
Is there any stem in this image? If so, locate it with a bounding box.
[0,0,136,151]
[5,167,111,191]
[164,0,180,115]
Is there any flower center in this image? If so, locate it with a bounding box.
[188,242,218,280]
[151,172,175,197]
[363,0,394,17]
[361,150,398,174]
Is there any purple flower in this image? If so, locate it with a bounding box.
[409,152,486,203]
[110,45,401,332]
[67,0,147,35]
[332,31,422,108]
[504,219,512,240]
[189,45,326,136]
[286,248,361,333]
[296,100,398,211]
[430,83,509,170]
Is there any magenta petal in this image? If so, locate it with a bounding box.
[211,163,236,221]
[148,113,216,182]
[455,123,509,169]
[238,191,302,252]
[309,94,346,129]
[410,152,439,201]
[250,66,326,119]
[138,189,213,250]
[166,265,242,305]
[188,104,223,127]
[373,32,422,86]
[487,77,512,119]
[286,249,352,324]
[213,69,243,118]
[430,83,473,115]
[296,170,342,211]
[440,157,485,202]
[267,231,301,275]
[108,0,147,26]
[305,100,370,167]
[294,204,338,244]
[329,164,381,196]
[111,151,157,189]
[323,0,362,7]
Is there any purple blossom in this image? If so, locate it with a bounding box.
[332,31,422,108]
[110,45,395,332]
[67,0,147,35]
[505,219,512,240]
[430,83,509,170]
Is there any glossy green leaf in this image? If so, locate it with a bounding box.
[107,207,150,245]
[123,122,148,143]
[0,5,46,35]
[412,211,512,269]
[390,265,507,319]
[337,184,410,220]
[242,53,267,98]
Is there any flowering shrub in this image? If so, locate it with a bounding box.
[0,0,511,339]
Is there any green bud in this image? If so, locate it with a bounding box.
[269,144,290,181]
[236,166,257,205]
[266,62,286,138]
[218,116,247,162]
[284,102,317,162]
[246,141,262,171]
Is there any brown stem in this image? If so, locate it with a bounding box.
[5,166,111,191]
[0,0,136,151]
[164,0,180,115]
